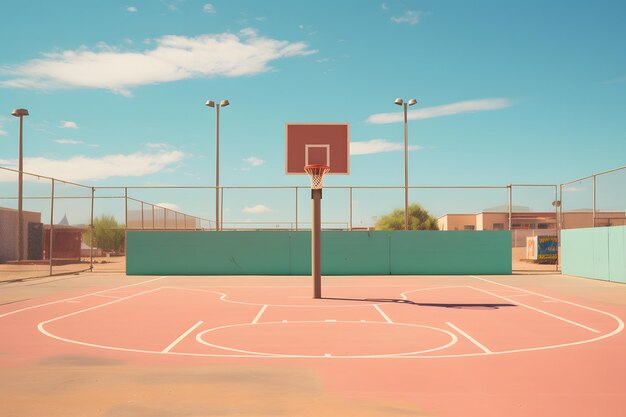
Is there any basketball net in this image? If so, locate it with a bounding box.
[304,164,330,190]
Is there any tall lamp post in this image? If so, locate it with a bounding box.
[205,99,229,231]
[11,108,29,261]
[394,98,417,230]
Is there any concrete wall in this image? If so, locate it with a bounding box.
[126,230,512,276]
[562,226,626,283]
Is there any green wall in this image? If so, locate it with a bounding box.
[126,230,512,276]
[562,226,626,283]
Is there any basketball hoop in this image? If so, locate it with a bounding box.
[304,164,330,189]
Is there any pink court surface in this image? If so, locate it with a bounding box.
[1,272,626,417]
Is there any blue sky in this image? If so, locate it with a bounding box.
[0,1,625,226]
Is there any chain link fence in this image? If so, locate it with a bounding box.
[2,164,625,279]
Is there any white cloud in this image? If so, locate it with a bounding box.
[242,204,272,214]
[60,120,79,129]
[0,128,6,136]
[203,3,215,13]
[351,139,421,155]
[145,142,169,149]
[127,6,138,13]
[0,31,316,96]
[381,3,389,11]
[0,151,183,182]
[155,202,179,211]
[391,11,426,25]
[243,156,265,167]
[53,138,83,145]
[563,186,587,192]
[367,98,512,124]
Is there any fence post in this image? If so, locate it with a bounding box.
[508,184,512,231]
[295,187,299,231]
[90,187,95,271]
[349,187,353,230]
[220,188,224,230]
[49,179,55,276]
[124,187,128,255]
[592,174,597,227]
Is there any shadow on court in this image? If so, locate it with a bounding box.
[322,297,517,310]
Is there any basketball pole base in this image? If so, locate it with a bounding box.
[312,188,322,299]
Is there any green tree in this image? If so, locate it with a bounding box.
[375,203,440,231]
[83,214,125,253]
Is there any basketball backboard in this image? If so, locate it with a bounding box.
[285,123,350,175]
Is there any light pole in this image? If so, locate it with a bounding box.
[205,99,229,231]
[394,98,417,230]
[11,108,29,261]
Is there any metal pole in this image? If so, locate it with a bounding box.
[295,187,299,231]
[312,188,322,299]
[124,187,128,255]
[592,174,597,227]
[508,185,512,231]
[49,179,55,276]
[555,185,559,271]
[215,104,220,231]
[403,102,409,231]
[152,204,155,230]
[220,187,224,230]
[17,115,24,261]
[349,187,353,230]
[90,187,95,271]
[560,184,565,230]
[141,201,144,229]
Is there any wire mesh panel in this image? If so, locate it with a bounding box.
[49,180,93,276]
[561,177,594,229]
[90,187,126,273]
[510,185,559,271]
[595,167,626,227]
[408,187,509,231]
[350,187,405,230]
[223,187,299,230]
[125,187,211,230]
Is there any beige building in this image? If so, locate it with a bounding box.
[0,207,42,262]
[438,211,626,247]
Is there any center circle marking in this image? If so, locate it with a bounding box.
[196,320,457,358]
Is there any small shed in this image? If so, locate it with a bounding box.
[44,214,84,261]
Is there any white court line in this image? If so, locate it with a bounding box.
[162,321,204,353]
[38,287,163,329]
[373,305,393,323]
[446,322,492,353]
[93,294,122,300]
[252,305,268,324]
[469,286,600,333]
[0,276,168,319]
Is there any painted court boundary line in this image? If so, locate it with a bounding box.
[0,276,168,319]
[162,321,204,353]
[471,276,606,333]
[252,305,268,324]
[29,282,626,360]
[470,286,600,333]
[446,322,492,353]
[374,304,393,323]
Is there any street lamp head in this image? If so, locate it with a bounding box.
[407,98,417,106]
[11,108,29,117]
[205,100,216,108]
[220,99,230,107]
[394,98,403,106]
